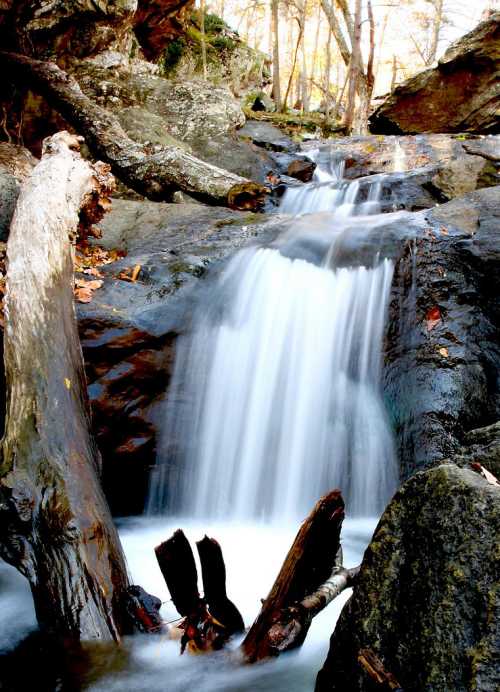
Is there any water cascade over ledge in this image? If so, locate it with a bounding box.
[148,148,399,520]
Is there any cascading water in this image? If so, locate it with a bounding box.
[148,148,398,520]
[1,144,403,692]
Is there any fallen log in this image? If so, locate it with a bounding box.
[0,132,131,641]
[242,490,348,661]
[0,52,268,209]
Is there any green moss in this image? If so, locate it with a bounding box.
[159,37,187,75]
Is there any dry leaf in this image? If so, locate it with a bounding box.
[131,264,141,282]
[75,286,93,303]
[440,226,449,236]
[471,463,500,486]
[64,378,71,389]
[438,347,448,357]
[83,267,103,277]
[426,306,441,332]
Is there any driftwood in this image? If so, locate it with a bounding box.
[197,536,245,635]
[357,649,403,691]
[155,530,244,653]
[242,490,350,661]
[0,132,131,641]
[1,52,268,209]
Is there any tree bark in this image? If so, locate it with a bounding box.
[242,490,346,662]
[271,0,282,110]
[0,131,131,642]
[0,52,267,209]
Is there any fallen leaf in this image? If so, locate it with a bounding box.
[74,286,93,303]
[470,463,500,486]
[440,226,449,236]
[131,264,141,282]
[426,306,441,332]
[64,378,71,389]
[438,347,448,357]
[83,267,103,277]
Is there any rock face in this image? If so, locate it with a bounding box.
[316,464,500,692]
[0,0,138,59]
[134,0,194,60]
[369,13,500,134]
[384,186,500,481]
[77,199,283,514]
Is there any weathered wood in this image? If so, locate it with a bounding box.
[242,490,346,661]
[0,52,268,209]
[196,536,244,635]
[155,529,201,618]
[357,649,403,690]
[0,131,130,641]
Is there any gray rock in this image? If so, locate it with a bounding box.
[239,120,297,152]
[316,464,500,692]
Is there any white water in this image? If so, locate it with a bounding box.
[149,148,398,521]
[0,145,399,692]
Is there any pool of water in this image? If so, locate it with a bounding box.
[0,517,376,691]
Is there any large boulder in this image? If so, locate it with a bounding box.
[77,199,284,514]
[0,0,138,59]
[369,13,500,135]
[316,464,500,692]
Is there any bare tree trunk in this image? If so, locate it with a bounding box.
[242,490,346,662]
[426,0,444,65]
[271,0,282,110]
[0,131,131,642]
[324,28,333,122]
[308,1,322,106]
[200,0,207,79]
[0,52,266,209]
[343,0,362,134]
[283,17,304,111]
[320,0,351,67]
[355,0,375,134]
[390,54,398,92]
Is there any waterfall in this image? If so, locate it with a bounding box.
[148,150,398,520]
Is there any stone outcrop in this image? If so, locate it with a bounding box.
[316,464,500,692]
[134,0,194,61]
[0,0,138,60]
[384,186,500,482]
[369,13,500,135]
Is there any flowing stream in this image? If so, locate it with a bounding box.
[1,146,400,691]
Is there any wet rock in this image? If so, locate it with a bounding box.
[239,120,297,152]
[287,158,316,182]
[316,463,500,692]
[384,186,500,481]
[304,134,500,199]
[369,13,500,135]
[78,199,283,514]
